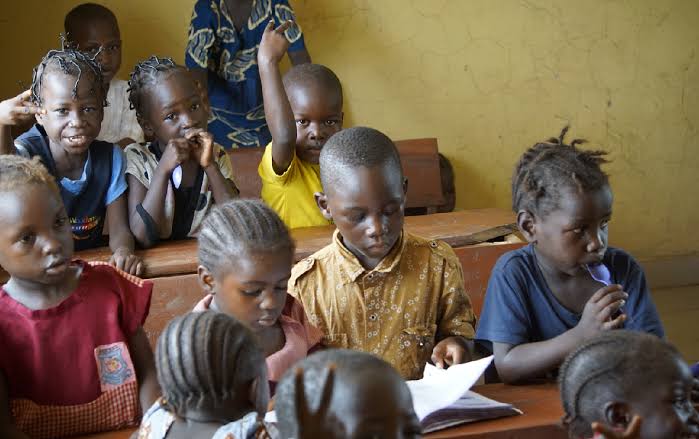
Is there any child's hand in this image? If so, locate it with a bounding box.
[591,415,642,439]
[257,20,293,65]
[432,336,471,369]
[109,247,144,276]
[0,90,44,126]
[576,284,627,340]
[692,377,699,404]
[185,129,214,168]
[162,138,190,172]
[294,364,345,439]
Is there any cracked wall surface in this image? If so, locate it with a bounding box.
[1,0,697,260]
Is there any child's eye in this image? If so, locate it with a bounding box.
[19,233,36,245]
[191,103,200,111]
[83,106,96,113]
[54,215,68,228]
[572,228,583,235]
[601,220,609,229]
[296,119,309,126]
[164,113,176,121]
[242,290,262,297]
[325,120,337,126]
[55,108,68,115]
[109,44,120,51]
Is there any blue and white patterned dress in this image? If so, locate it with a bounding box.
[185,0,307,149]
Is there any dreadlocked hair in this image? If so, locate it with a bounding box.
[30,38,107,108]
[156,311,264,416]
[558,330,680,438]
[128,56,187,118]
[0,155,59,195]
[512,126,610,217]
[198,199,295,275]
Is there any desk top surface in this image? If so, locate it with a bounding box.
[76,208,515,279]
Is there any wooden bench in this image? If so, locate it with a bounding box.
[228,137,445,210]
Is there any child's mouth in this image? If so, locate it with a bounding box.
[65,135,87,145]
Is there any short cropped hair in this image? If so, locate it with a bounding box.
[559,330,679,438]
[0,155,59,195]
[155,311,264,416]
[64,3,118,38]
[283,63,343,106]
[275,349,403,439]
[319,126,402,192]
[512,126,609,217]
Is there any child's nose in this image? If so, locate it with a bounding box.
[259,291,281,310]
[41,234,63,256]
[586,229,605,252]
[366,215,386,238]
[308,122,325,139]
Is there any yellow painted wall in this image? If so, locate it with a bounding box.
[1,0,698,261]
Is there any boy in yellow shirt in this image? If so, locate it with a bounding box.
[289,127,477,379]
[257,20,342,229]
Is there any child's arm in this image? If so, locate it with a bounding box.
[128,327,160,414]
[0,90,43,155]
[258,20,297,174]
[127,140,190,248]
[287,48,311,66]
[187,130,237,203]
[106,193,144,276]
[493,285,627,383]
[0,372,31,439]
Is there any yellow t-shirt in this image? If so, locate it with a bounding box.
[258,143,332,229]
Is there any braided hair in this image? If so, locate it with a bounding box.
[559,331,680,438]
[127,56,186,119]
[156,311,264,416]
[512,126,610,217]
[0,155,59,195]
[30,38,107,108]
[198,199,295,276]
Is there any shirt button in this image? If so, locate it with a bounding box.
[367,273,374,280]
[369,313,377,321]
[430,240,438,248]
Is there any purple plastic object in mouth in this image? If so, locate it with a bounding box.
[586,263,612,286]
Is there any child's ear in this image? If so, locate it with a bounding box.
[603,401,633,429]
[517,209,537,243]
[402,177,409,198]
[315,192,332,221]
[197,265,216,294]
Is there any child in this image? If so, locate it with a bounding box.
[289,127,477,380]
[138,311,269,438]
[257,20,343,229]
[65,3,144,148]
[0,46,143,275]
[185,0,311,149]
[475,127,665,383]
[559,330,698,439]
[0,155,158,439]
[194,199,322,393]
[125,57,238,248]
[276,349,422,438]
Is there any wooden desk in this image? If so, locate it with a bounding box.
[76,383,565,439]
[426,383,567,439]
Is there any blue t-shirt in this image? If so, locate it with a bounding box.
[475,244,664,350]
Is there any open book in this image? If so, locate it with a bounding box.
[407,356,522,433]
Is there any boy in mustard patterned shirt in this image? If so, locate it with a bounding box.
[289,127,477,380]
[257,20,342,229]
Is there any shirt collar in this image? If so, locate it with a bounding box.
[332,229,407,284]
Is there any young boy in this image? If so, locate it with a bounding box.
[289,127,477,380]
[65,3,144,148]
[275,349,422,439]
[257,20,343,229]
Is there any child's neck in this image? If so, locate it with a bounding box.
[4,265,82,311]
[49,140,89,180]
[178,399,254,426]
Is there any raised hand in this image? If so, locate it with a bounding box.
[0,90,44,126]
[185,129,215,168]
[294,364,346,439]
[257,20,293,65]
[576,284,627,340]
[591,415,642,439]
[161,138,190,172]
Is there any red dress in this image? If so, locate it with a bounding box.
[0,261,153,438]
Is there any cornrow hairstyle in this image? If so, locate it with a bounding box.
[156,311,264,417]
[30,37,107,108]
[282,63,343,106]
[512,126,610,217]
[198,199,295,276]
[0,155,59,195]
[128,56,187,118]
[275,349,405,439]
[319,126,403,193]
[558,330,680,438]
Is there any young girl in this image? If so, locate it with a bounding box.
[0,155,159,439]
[559,330,698,439]
[475,127,664,383]
[125,56,238,248]
[194,199,322,393]
[138,311,270,438]
[0,47,142,275]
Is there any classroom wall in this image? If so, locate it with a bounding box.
[1,0,698,261]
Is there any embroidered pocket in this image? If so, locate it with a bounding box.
[399,324,437,377]
[94,342,136,393]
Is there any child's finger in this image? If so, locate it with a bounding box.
[589,284,623,303]
[602,313,626,330]
[275,20,293,34]
[264,19,275,33]
[16,89,32,102]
